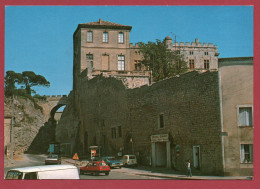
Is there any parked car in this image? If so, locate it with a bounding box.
[5,165,79,179]
[80,161,110,176]
[45,154,61,165]
[102,156,123,168]
[122,155,137,167]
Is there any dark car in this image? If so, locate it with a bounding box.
[102,156,123,168]
[80,161,110,176]
[45,154,61,165]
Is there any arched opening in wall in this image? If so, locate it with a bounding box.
[50,104,66,124]
[84,131,88,155]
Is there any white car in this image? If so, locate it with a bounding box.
[122,155,137,167]
[5,165,79,179]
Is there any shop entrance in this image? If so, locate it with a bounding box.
[193,145,200,169]
[155,142,167,167]
[151,134,171,168]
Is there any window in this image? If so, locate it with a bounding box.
[118,55,125,70]
[6,171,23,179]
[241,144,253,163]
[118,32,124,43]
[190,51,194,55]
[103,32,108,43]
[204,60,209,69]
[86,54,94,69]
[189,59,194,70]
[159,114,165,129]
[238,107,253,126]
[111,128,116,138]
[87,31,93,42]
[24,172,37,180]
[204,52,209,55]
[118,126,122,137]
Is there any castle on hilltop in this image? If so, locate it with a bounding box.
[73,19,219,90]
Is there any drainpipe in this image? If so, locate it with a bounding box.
[218,68,225,174]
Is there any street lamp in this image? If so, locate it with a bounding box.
[130,138,134,154]
[10,95,22,160]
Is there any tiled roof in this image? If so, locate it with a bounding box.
[81,18,131,27]
[76,18,132,32]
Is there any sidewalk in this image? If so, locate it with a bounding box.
[61,157,252,180]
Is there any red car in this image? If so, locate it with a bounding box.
[80,161,110,176]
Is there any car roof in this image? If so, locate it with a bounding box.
[9,165,77,173]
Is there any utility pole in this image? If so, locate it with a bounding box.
[10,95,15,160]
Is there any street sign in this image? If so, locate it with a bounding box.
[73,153,79,160]
[151,134,169,142]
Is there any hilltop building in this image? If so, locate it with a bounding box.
[72,19,219,90]
[55,19,253,176]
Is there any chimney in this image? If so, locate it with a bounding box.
[99,18,102,24]
[195,38,199,43]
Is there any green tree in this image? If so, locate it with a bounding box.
[4,71,50,96]
[21,71,50,95]
[4,71,23,96]
[137,39,188,82]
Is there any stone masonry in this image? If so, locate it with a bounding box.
[61,70,223,175]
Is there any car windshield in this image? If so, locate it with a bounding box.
[6,171,23,179]
[129,156,136,159]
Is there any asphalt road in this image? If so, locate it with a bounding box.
[4,154,162,180]
[4,154,47,177]
[79,167,163,179]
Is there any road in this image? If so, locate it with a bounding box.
[4,154,46,177]
[79,167,163,179]
[4,154,163,179]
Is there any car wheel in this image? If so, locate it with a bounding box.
[105,172,109,176]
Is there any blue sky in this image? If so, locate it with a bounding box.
[5,6,253,96]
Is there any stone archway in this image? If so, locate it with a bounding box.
[49,95,68,121]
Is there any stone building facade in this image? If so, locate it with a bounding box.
[72,18,150,91]
[165,37,219,71]
[69,70,223,175]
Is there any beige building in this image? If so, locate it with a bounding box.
[73,19,150,90]
[218,57,253,176]
[165,37,219,71]
[72,19,219,90]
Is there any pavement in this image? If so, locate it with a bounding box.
[61,157,253,180]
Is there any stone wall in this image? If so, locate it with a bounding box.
[55,92,80,155]
[4,96,46,155]
[72,71,223,175]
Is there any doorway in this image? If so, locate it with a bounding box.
[155,142,167,167]
[193,145,200,169]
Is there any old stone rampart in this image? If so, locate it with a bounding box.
[64,70,222,174]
